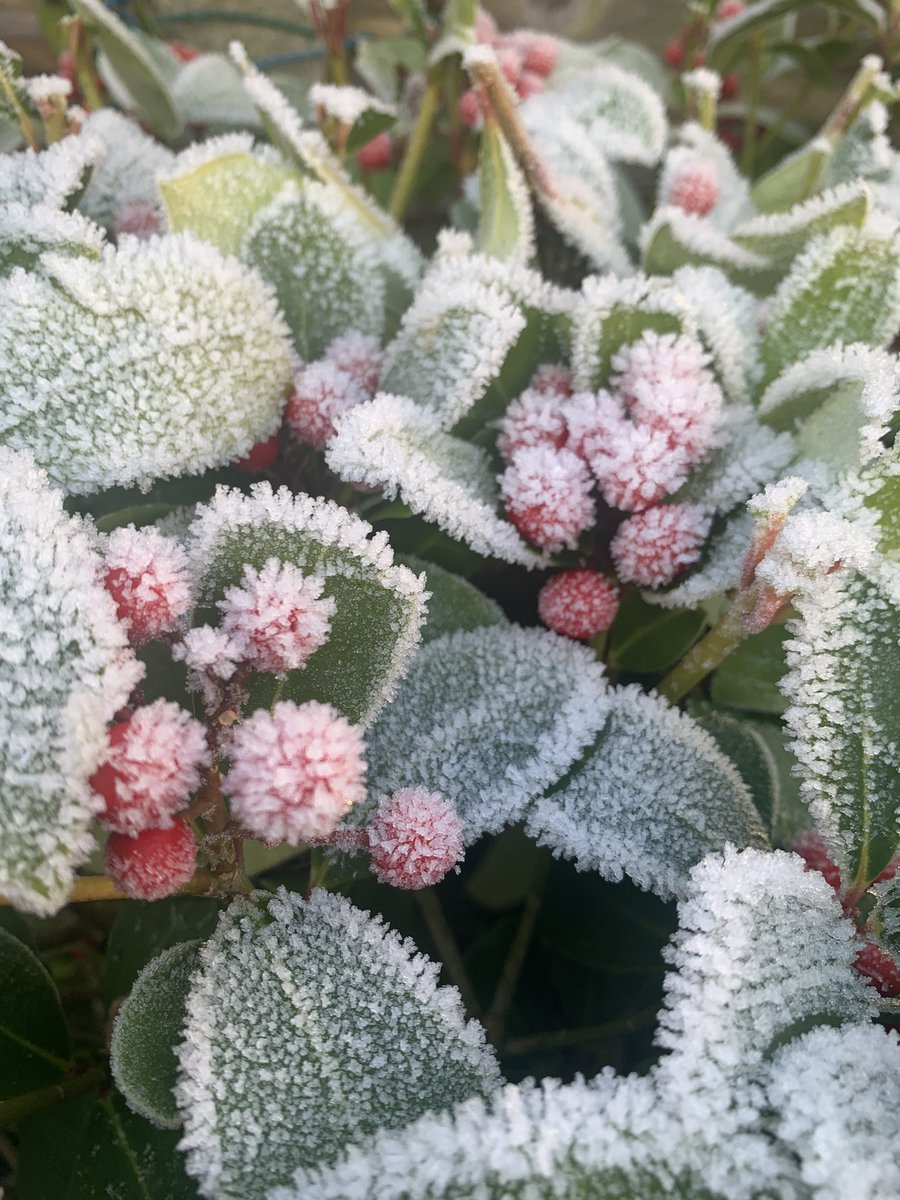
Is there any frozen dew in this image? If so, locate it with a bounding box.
[285,359,368,451]
[102,525,193,644]
[611,505,711,587]
[0,130,105,208]
[500,445,595,551]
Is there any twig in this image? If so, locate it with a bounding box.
[0,1066,106,1129]
[502,1005,660,1056]
[0,870,215,908]
[389,77,441,222]
[415,887,481,1019]
[483,852,549,1046]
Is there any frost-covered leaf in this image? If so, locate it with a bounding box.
[188,484,427,725]
[672,413,795,517]
[0,450,141,914]
[672,266,760,403]
[78,110,174,231]
[781,561,900,890]
[175,887,500,1200]
[309,83,396,154]
[364,625,609,843]
[875,873,900,959]
[0,925,70,1096]
[477,122,534,263]
[696,708,782,832]
[759,225,900,388]
[110,941,200,1130]
[525,686,768,899]
[70,0,183,141]
[171,54,261,130]
[644,512,750,611]
[396,555,505,643]
[758,344,900,470]
[327,395,538,567]
[731,180,871,262]
[572,273,693,391]
[0,202,104,273]
[641,206,773,293]
[0,233,293,495]
[822,99,892,190]
[0,133,105,209]
[750,138,835,214]
[710,624,789,715]
[607,590,705,673]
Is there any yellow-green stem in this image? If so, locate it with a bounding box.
[0,70,37,151]
[657,601,749,705]
[389,77,441,221]
[0,1067,106,1128]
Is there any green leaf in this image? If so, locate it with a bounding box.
[111,941,201,1130]
[781,565,900,890]
[710,0,885,72]
[189,486,427,726]
[696,709,781,833]
[750,140,833,214]
[0,927,70,1098]
[68,1094,198,1200]
[15,1094,95,1200]
[860,444,900,556]
[875,873,900,960]
[104,896,223,1005]
[731,180,870,262]
[759,226,900,388]
[171,54,262,130]
[642,208,775,294]
[396,554,505,643]
[477,123,534,263]
[710,625,789,715]
[175,888,500,1200]
[608,590,706,673]
[464,824,546,911]
[69,0,183,141]
[355,36,427,103]
[344,109,397,155]
[0,203,104,275]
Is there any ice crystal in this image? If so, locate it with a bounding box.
[309,83,395,126]
[175,887,500,1200]
[731,180,871,261]
[674,411,796,516]
[325,331,383,394]
[590,420,692,512]
[642,205,770,279]
[0,201,105,273]
[286,359,368,450]
[500,445,595,551]
[497,387,568,459]
[171,625,240,709]
[0,234,293,494]
[645,511,750,610]
[526,688,767,899]
[0,132,104,208]
[755,510,872,597]
[363,625,609,843]
[78,109,174,230]
[102,525,192,644]
[326,394,538,567]
[612,505,711,587]
[0,449,141,914]
[224,700,366,844]
[186,483,427,725]
[671,265,760,402]
[368,788,465,889]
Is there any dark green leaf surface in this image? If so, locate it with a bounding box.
[0,927,70,1098]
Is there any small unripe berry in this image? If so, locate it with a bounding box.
[519,33,559,78]
[855,942,900,997]
[664,38,685,68]
[356,132,393,171]
[234,433,279,473]
[459,88,483,128]
[610,504,710,588]
[717,0,744,19]
[102,526,192,645]
[538,570,619,641]
[368,789,464,890]
[665,161,719,217]
[286,360,366,451]
[105,819,197,900]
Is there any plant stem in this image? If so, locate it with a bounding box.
[389,77,441,221]
[466,53,555,198]
[0,870,216,908]
[502,1005,659,1055]
[416,886,481,1018]
[740,35,764,176]
[0,1066,106,1129]
[0,67,37,152]
[656,600,749,706]
[483,853,549,1046]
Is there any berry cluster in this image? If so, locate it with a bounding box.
[459,9,560,127]
[286,332,384,451]
[663,0,743,101]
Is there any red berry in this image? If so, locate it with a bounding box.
[169,41,201,63]
[516,71,545,100]
[721,73,741,100]
[610,504,710,588]
[368,789,464,890]
[855,942,900,998]
[285,361,366,450]
[717,0,744,19]
[105,819,197,900]
[102,526,191,644]
[501,447,596,553]
[664,38,685,68]
[234,434,279,473]
[666,161,719,217]
[793,829,842,893]
[475,7,500,44]
[519,33,559,78]
[496,44,523,87]
[459,89,483,128]
[691,49,707,67]
[538,570,620,641]
[356,132,393,171]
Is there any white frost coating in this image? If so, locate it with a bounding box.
[379,277,525,427]
[682,68,721,98]
[641,205,770,272]
[526,685,767,899]
[480,123,535,263]
[0,233,293,494]
[644,512,750,610]
[80,109,173,228]
[24,74,72,104]
[0,449,142,914]
[309,83,395,125]
[175,887,500,1200]
[364,625,610,843]
[0,131,105,208]
[187,483,427,724]
[428,229,572,315]
[327,395,539,567]
[0,201,105,264]
[768,1024,900,1200]
[674,411,796,516]
[671,265,761,402]
[755,510,873,596]
[747,476,809,521]
[732,180,871,249]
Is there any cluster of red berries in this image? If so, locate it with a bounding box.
[794,830,900,997]
[459,9,559,127]
[663,0,742,99]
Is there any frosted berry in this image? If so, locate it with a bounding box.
[665,160,719,216]
[717,0,744,18]
[285,360,367,450]
[793,829,842,893]
[610,504,710,587]
[496,45,523,88]
[563,390,625,463]
[102,525,192,644]
[516,71,545,100]
[223,700,367,845]
[721,73,741,100]
[538,570,620,641]
[218,558,335,675]
[531,362,574,398]
[500,446,595,552]
[325,331,383,395]
[368,788,465,890]
[590,422,692,513]
[664,38,685,68]
[90,701,210,835]
[234,433,279,473]
[497,387,568,460]
[474,7,500,44]
[855,942,900,997]
[519,33,559,78]
[459,88,484,128]
[356,132,393,171]
[105,819,197,900]
[114,202,161,240]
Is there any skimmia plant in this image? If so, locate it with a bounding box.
[2,0,900,1196]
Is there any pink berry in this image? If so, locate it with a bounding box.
[223,700,367,845]
[590,423,692,513]
[531,363,573,399]
[855,942,900,998]
[496,44,523,87]
[664,38,684,67]
[516,71,545,100]
[475,7,500,43]
[356,131,393,171]
[105,819,197,900]
[285,360,366,450]
[102,526,192,644]
[538,570,620,641]
[90,702,210,835]
[793,829,842,893]
[610,504,710,587]
[497,387,568,460]
[218,558,335,675]
[234,434,279,473]
[459,89,483,128]
[114,202,160,240]
[324,331,383,395]
[368,788,464,890]
[563,390,625,464]
[665,161,719,217]
[519,33,558,77]
[717,0,744,19]
[501,446,595,552]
